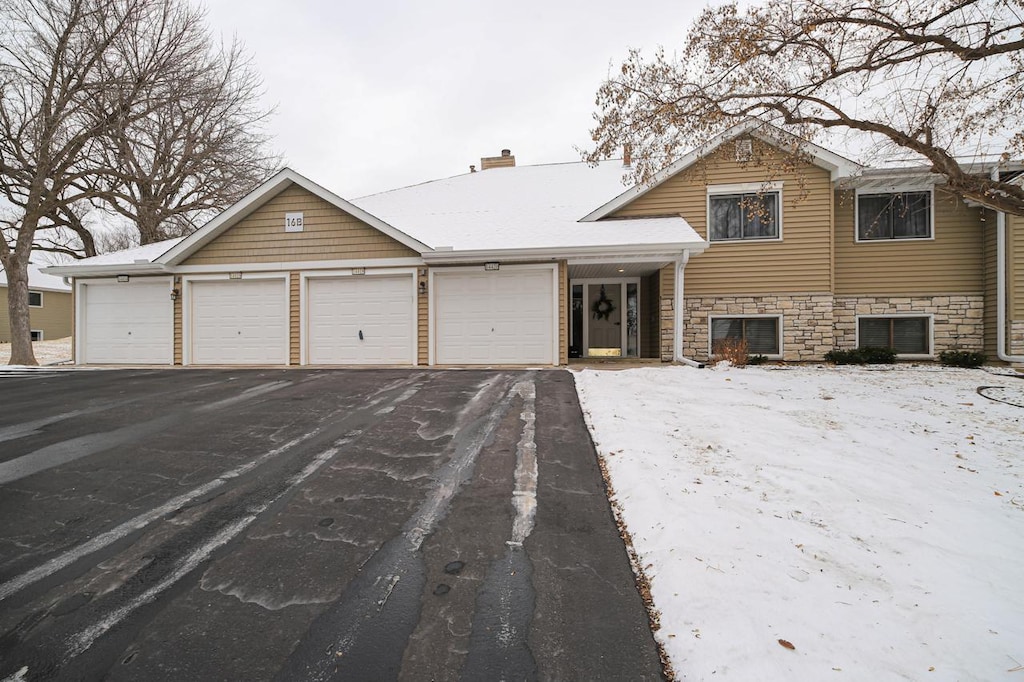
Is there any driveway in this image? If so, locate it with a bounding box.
[0,368,663,681]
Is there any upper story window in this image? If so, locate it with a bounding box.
[28,291,42,307]
[856,190,932,241]
[707,183,781,242]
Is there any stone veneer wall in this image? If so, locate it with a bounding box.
[660,296,675,361]
[833,296,985,353]
[682,294,834,362]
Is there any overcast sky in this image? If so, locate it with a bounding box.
[202,0,702,198]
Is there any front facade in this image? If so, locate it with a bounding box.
[47,121,1024,366]
[0,264,73,343]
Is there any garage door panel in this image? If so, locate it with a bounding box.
[191,279,287,365]
[82,281,172,364]
[434,269,554,365]
[307,276,414,365]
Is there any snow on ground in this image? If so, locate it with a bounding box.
[0,337,72,366]
[574,364,1024,681]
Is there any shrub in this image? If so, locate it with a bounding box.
[938,349,987,368]
[824,346,898,365]
[712,337,749,366]
[747,354,770,365]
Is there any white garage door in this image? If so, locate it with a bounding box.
[434,268,555,365]
[190,279,287,365]
[82,280,172,364]
[307,276,414,365]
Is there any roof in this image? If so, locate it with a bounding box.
[1,263,72,293]
[354,160,706,259]
[581,119,863,222]
[41,238,183,278]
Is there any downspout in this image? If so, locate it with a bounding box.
[673,250,704,368]
[994,166,1024,363]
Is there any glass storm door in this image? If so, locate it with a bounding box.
[575,281,639,358]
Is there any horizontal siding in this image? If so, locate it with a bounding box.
[558,260,568,365]
[612,139,833,295]
[173,285,182,364]
[290,272,300,365]
[834,189,984,295]
[185,184,419,265]
[418,268,428,366]
[1012,213,1023,319]
[0,288,73,342]
[983,210,999,359]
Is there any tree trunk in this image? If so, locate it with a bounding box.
[2,255,39,366]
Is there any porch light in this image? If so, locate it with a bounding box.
[170,288,179,301]
[418,281,427,295]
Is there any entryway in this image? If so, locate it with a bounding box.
[569,279,640,358]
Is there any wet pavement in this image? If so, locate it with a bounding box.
[0,368,663,680]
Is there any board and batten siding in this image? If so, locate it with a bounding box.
[834,189,984,296]
[611,140,834,295]
[183,184,419,265]
[0,288,73,342]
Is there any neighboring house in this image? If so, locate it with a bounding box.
[0,263,73,343]
[44,121,1024,366]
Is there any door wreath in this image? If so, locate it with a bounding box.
[592,285,616,320]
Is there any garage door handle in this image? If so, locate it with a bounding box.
[358,330,364,340]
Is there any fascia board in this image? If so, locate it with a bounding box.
[421,241,708,264]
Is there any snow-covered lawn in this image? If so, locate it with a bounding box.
[0,337,72,365]
[574,365,1024,681]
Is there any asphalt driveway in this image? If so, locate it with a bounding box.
[0,368,663,681]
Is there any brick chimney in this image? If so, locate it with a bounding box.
[623,144,632,168]
[480,148,515,170]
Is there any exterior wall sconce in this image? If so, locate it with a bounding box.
[117,274,130,282]
[170,288,179,301]
[418,281,427,295]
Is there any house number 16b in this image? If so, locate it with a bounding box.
[285,212,304,232]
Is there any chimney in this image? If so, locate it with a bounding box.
[623,144,632,168]
[469,164,476,173]
[480,148,516,170]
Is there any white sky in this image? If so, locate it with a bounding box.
[202,0,702,198]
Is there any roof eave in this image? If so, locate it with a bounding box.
[421,241,708,264]
[41,263,170,278]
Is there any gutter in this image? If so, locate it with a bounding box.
[41,262,170,278]
[672,250,705,368]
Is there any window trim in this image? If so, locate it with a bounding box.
[708,314,784,359]
[855,314,934,358]
[853,187,935,243]
[30,330,44,342]
[28,290,43,307]
[706,182,784,243]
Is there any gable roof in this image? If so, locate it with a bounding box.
[580,119,863,222]
[0,263,72,293]
[354,160,706,261]
[155,168,431,265]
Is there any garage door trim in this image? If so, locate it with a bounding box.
[182,272,289,366]
[428,263,559,366]
[299,268,419,366]
[75,276,174,365]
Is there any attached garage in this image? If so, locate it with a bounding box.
[432,266,556,365]
[79,279,173,364]
[305,274,415,365]
[188,278,288,365]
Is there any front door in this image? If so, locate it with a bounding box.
[570,280,639,358]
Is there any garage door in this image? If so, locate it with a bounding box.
[307,276,414,364]
[434,268,555,364]
[82,280,172,364]
[190,279,287,365]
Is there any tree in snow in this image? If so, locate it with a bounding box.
[0,0,276,365]
[586,0,1024,216]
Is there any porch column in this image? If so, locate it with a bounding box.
[673,250,690,362]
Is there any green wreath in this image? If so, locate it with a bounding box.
[592,286,616,320]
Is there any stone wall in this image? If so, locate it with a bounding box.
[682,293,834,362]
[833,295,985,353]
[660,296,674,361]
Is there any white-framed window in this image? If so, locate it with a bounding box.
[707,182,782,242]
[856,315,933,356]
[709,315,782,357]
[855,190,933,241]
[30,330,43,341]
[28,291,43,307]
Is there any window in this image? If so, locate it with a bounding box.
[858,316,930,355]
[857,191,931,240]
[711,316,780,355]
[709,192,779,241]
[30,330,43,342]
[28,291,42,307]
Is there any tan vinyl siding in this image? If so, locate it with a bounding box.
[612,140,833,295]
[834,189,984,295]
[659,264,675,360]
[173,282,183,364]
[418,268,428,366]
[983,212,999,359]
[289,272,300,365]
[184,184,418,265]
[0,288,73,342]
[558,260,568,365]
[1011,213,1023,319]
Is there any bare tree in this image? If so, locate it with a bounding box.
[586,0,1024,215]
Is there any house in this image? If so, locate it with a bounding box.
[0,263,73,343]
[44,121,1024,366]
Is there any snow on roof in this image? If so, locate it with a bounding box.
[68,237,184,266]
[354,160,704,252]
[0,263,71,292]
